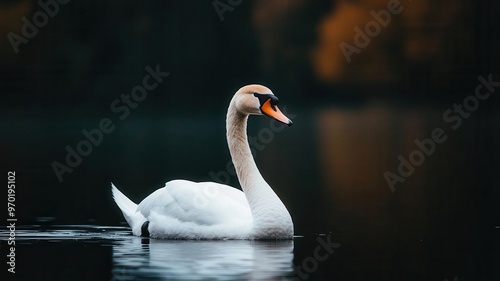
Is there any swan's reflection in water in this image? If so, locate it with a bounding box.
[112,238,294,280]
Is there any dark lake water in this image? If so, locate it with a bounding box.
[0,225,498,281]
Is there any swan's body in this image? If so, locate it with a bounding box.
[112,85,294,239]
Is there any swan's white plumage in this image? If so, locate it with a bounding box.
[112,84,294,239]
[111,183,147,236]
[113,180,253,239]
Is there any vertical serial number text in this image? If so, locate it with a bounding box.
[7,171,16,274]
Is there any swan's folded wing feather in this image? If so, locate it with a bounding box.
[136,180,252,227]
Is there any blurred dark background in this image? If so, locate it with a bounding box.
[1,0,499,279]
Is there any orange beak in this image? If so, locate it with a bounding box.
[260,99,293,126]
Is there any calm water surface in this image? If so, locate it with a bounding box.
[1,225,298,281]
[1,225,497,281]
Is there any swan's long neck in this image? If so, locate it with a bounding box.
[226,99,292,238]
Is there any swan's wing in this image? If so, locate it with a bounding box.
[136,180,252,226]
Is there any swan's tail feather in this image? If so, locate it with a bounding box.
[111,183,147,235]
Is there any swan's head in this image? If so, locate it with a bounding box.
[233,84,293,126]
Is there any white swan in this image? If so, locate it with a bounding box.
[112,85,294,239]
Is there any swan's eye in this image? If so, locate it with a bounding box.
[253,93,279,111]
